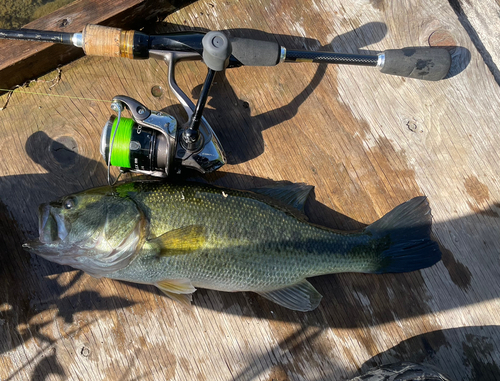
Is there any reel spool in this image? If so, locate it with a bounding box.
[100,96,178,180]
[100,116,171,176]
[100,95,226,182]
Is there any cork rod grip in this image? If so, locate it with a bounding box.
[82,24,135,58]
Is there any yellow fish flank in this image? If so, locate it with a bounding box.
[24,181,441,311]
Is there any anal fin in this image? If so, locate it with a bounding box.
[257,280,322,312]
[155,279,196,307]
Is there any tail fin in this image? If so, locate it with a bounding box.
[365,196,441,274]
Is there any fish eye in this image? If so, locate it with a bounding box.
[64,198,76,210]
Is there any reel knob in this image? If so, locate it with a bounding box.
[202,31,232,71]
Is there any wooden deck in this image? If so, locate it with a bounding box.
[1,0,500,380]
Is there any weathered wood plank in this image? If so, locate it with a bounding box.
[0,0,191,90]
[1,0,500,380]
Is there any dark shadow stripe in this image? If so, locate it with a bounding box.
[448,0,500,86]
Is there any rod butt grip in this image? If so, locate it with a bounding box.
[380,48,451,81]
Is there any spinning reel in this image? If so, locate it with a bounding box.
[100,31,231,180]
[0,24,452,180]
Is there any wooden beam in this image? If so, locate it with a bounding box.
[0,0,195,89]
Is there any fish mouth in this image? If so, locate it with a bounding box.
[37,203,69,245]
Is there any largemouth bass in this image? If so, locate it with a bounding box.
[24,181,441,311]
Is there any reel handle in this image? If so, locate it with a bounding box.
[182,31,232,150]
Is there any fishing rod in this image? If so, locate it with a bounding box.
[0,25,451,181]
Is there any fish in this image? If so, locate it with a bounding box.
[23,181,442,311]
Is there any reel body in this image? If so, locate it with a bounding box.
[100,95,225,178]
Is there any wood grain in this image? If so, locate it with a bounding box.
[1,0,500,380]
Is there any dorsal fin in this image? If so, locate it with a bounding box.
[249,183,313,213]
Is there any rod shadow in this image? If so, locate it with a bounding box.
[151,21,389,164]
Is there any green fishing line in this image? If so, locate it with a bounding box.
[110,117,135,168]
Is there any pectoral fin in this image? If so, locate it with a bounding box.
[155,279,197,306]
[150,225,206,256]
[256,280,322,311]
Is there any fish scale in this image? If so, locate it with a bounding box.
[25,181,441,311]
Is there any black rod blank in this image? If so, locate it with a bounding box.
[0,28,74,45]
[285,50,379,66]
